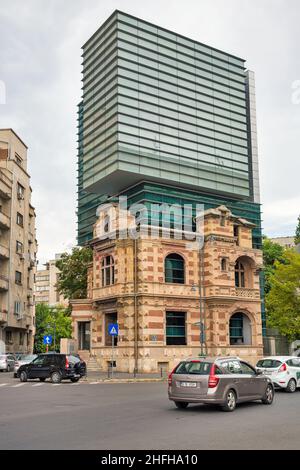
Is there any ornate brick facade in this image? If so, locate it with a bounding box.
[71,205,263,372]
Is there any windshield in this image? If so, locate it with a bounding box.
[175,361,212,375]
[256,359,282,368]
[21,355,37,362]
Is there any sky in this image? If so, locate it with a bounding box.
[0,0,299,264]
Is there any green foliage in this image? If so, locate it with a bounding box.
[295,215,300,245]
[34,304,72,353]
[266,250,300,341]
[262,237,285,294]
[55,247,93,300]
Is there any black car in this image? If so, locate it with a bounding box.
[17,353,86,383]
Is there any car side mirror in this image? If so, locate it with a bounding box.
[256,369,263,375]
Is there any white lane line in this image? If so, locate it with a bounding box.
[89,381,100,384]
[51,384,61,386]
[0,383,8,387]
[11,383,25,388]
[32,383,43,387]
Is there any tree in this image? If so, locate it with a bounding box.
[295,215,300,245]
[34,304,72,353]
[262,237,285,294]
[266,250,300,341]
[55,247,93,300]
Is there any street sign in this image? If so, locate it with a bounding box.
[108,323,118,336]
[43,335,53,345]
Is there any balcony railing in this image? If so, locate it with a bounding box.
[0,244,9,259]
[0,310,8,324]
[0,169,12,199]
[0,274,9,291]
[0,211,10,229]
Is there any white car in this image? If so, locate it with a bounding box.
[256,356,300,393]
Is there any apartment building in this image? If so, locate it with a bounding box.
[35,254,68,307]
[0,129,37,354]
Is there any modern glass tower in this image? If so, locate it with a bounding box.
[77,9,265,331]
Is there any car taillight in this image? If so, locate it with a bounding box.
[168,365,179,386]
[279,363,287,372]
[65,356,69,368]
[208,364,220,388]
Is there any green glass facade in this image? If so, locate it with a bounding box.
[77,10,265,332]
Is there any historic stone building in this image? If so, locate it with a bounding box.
[71,202,263,372]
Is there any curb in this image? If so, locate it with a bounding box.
[83,377,167,384]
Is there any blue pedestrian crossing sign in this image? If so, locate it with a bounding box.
[43,335,53,345]
[108,324,118,336]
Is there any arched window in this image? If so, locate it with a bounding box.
[229,312,252,345]
[165,253,185,284]
[235,261,245,287]
[221,258,227,271]
[101,255,114,287]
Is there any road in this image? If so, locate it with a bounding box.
[0,372,299,450]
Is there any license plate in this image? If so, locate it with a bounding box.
[180,382,197,388]
[263,371,273,376]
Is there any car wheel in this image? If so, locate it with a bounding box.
[286,379,297,393]
[221,389,237,412]
[51,372,62,384]
[174,401,189,409]
[39,378,46,382]
[20,371,28,382]
[70,377,80,383]
[261,384,274,404]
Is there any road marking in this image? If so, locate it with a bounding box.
[0,383,8,387]
[89,381,100,384]
[51,384,61,386]
[32,383,43,387]
[11,383,25,388]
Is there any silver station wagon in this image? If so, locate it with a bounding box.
[168,356,274,412]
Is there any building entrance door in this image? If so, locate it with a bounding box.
[78,322,90,350]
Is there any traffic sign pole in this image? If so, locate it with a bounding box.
[111,335,114,379]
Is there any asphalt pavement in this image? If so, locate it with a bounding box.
[0,372,299,450]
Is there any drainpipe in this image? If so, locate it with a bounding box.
[198,241,207,357]
[133,238,138,375]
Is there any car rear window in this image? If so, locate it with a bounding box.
[256,359,282,368]
[175,361,212,375]
[67,355,80,364]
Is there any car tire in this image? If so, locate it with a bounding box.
[70,377,80,383]
[51,372,62,384]
[39,378,46,382]
[174,401,189,409]
[261,384,274,404]
[20,371,28,382]
[221,389,237,412]
[286,379,297,393]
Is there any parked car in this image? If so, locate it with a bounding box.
[14,354,37,377]
[168,356,274,412]
[0,354,15,372]
[256,356,300,393]
[17,353,87,383]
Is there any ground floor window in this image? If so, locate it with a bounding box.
[229,312,252,345]
[166,311,186,345]
[105,312,118,346]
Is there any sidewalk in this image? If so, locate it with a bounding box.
[83,370,167,383]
